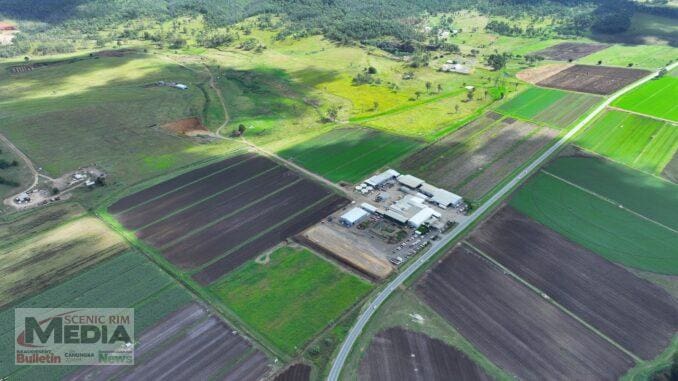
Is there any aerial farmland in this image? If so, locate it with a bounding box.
[0,1,677,380]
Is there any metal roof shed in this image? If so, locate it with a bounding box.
[398,174,425,189]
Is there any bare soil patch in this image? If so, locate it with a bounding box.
[67,303,271,381]
[530,42,610,61]
[111,154,348,284]
[274,364,311,381]
[469,206,678,360]
[537,64,650,95]
[516,63,573,84]
[297,223,393,280]
[416,244,635,380]
[161,117,208,136]
[359,327,493,381]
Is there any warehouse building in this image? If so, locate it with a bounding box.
[381,195,441,228]
[365,169,400,187]
[340,207,370,226]
[397,174,425,189]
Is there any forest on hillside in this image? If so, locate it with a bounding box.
[0,0,675,57]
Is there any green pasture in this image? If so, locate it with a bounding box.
[0,52,240,201]
[510,170,678,274]
[546,156,678,230]
[210,246,372,356]
[577,43,677,69]
[612,76,678,122]
[0,251,194,379]
[278,127,422,183]
[575,109,677,176]
[0,136,33,202]
[497,87,600,128]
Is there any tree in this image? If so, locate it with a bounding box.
[326,105,341,122]
[425,81,432,93]
[486,53,509,71]
[238,124,246,135]
[454,104,460,113]
[414,91,422,100]
[367,66,377,74]
[437,83,443,93]
[23,56,29,62]
[373,101,379,111]
[466,89,474,101]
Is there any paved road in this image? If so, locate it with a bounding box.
[327,62,678,381]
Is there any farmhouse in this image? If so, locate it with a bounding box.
[340,207,370,226]
[366,169,400,187]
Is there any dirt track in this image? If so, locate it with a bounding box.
[416,244,635,380]
[468,206,678,360]
[359,327,492,381]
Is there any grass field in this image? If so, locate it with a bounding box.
[0,216,128,307]
[278,127,422,183]
[0,251,195,380]
[577,43,677,69]
[210,246,372,356]
[497,87,601,128]
[510,162,678,274]
[0,52,240,205]
[0,136,32,202]
[546,156,678,230]
[575,109,677,176]
[0,202,85,248]
[612,76,678,121]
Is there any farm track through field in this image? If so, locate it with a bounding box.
[541,170,678,234]
[328,61,678,381]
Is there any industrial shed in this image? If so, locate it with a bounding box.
[398,175,425,189]
[340,207,369,226]
[365,169,400,187]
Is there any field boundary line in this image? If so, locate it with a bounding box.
[462,241,643,363]
[607,106,677,125]
[116,155,256,215]
[160,178,303,250]
[192,193,336,276]
[541,170,677,234]
[137,165,281,231]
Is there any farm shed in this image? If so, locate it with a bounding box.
[419,183,463,208]
[398,174,425,189]
[366,169,400,187]
[361,203,378,214]
[174,83,188,90]
[441,63,471,74]
[408,207,441,228]
[341,207,369,226]
[383,210,409,224]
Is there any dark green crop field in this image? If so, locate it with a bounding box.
[510,157,678,274]
[278,128,422,183]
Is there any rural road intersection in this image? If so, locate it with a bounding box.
[327,61,678,381]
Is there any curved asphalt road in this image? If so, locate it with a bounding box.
[328,62,678,381]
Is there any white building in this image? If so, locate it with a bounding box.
[340,207,369,226]
[365,169,400,187]
[360,203,378,214]
[408,207,441,228]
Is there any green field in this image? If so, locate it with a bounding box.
[576,109,677,176]
[612,76,678,122]
[0,52,240,204]
[0,251,194,379]
[546,156,678,230]
[278,127,422,183]
[510,159,678,274]
[497,87,600,128]
[0,137,33,202]
[210,246,372,355]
